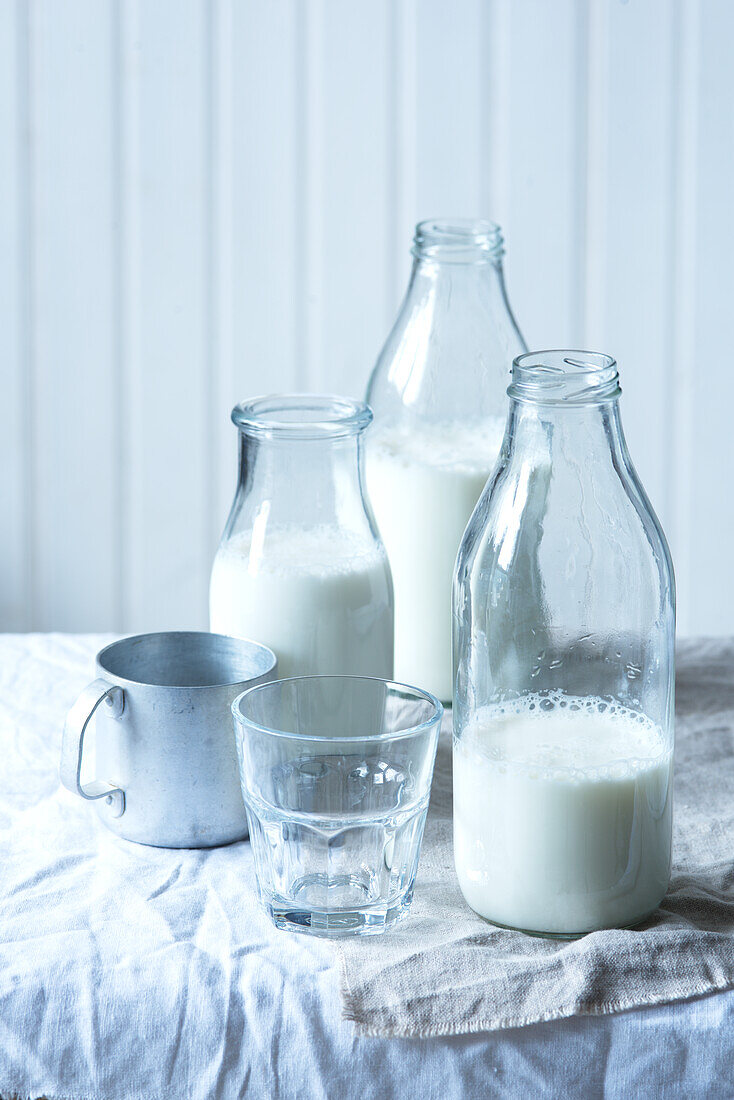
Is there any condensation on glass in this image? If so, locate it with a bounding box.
[453,351,675,938]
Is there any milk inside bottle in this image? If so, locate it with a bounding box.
[453,694,673,935]
[210,395,394,680]
[366,418,505,701]
[210,524,392,678]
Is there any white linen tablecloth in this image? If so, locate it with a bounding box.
[340,637,734,1036]
[1,634,733,1100]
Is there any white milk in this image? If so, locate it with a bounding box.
[210,525,393,679]
[454,693,672,934]
[366,419,505,701]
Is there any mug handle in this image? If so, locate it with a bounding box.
[60,678,126,818]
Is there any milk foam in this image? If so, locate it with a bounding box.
[210,525,393,679]
[366,419,505,701]
[370,420,506,475]
[453,693,673,934]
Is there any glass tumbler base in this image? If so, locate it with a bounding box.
[266,888,414,938]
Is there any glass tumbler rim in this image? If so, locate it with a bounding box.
[232,674,444,744]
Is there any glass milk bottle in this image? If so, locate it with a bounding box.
[366,219,526,702]
[453,352,675,938]
[210,395,393,679]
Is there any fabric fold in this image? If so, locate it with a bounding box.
[339,638,734,1037]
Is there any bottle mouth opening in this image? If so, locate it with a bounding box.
[232,394,373,439]
[509,351,621,406]
[413,218,504,263]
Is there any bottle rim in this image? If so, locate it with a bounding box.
[231,394,373,440]
[509,350,621,406]
[413,218,504,263]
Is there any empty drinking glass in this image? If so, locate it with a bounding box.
[233,676,442,936]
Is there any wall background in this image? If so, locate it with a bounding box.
[1,0,732,636]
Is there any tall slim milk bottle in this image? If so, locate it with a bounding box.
[365,220,526,701]
[210,396,393,680]
[453,351,676,937]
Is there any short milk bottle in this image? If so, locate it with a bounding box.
[366,219,526,702]
[453,351,675,937]
[210,396,393,679]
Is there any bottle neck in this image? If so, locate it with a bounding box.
[409,251,506,288]
[366,220,526,425]
[412,218,504,264]
[238,430,364,486]
[405,216,516,350]
[402,254,525,385]
[504,351,627,468]
[235,430,371,533]
[401,255,513,348]
[504,397,628,480]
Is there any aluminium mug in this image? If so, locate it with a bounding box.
[60,631,277,848]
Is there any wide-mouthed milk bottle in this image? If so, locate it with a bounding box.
[210,396,393,680]
[365,219,526,701]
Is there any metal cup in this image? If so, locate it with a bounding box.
[60,631,277,848]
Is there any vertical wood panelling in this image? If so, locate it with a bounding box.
[495,0,588,349]
[209,1,302,562]
[117,0,139,633]
[0,0,31,629]
[210,0,235,549]
[31,0,118,630]
[686,0,734,635]
[3,1,733,636]
[668,0,700,637]
[482,0,512,226]
[319,1,392,393]
[228,0,300,398]
[414,0,483,219]
[387,0,417,306]
[583,0,610,354]
[120,0,210,632]
[582,0,676,530]
[388,0,490,358]
[297,0,325,390]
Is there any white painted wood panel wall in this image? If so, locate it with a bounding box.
[1,0,732,636]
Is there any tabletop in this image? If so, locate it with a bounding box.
[1,633,733,1100]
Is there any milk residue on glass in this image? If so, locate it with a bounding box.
[453,693,672,935]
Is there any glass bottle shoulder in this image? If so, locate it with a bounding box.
[366,267,526,423]
[455,429,674,620]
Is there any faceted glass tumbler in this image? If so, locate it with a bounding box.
[232,676,442,936]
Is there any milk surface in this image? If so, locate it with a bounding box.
[366,419,504,701]
[210,525,393,679]
[453,694,672,934]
